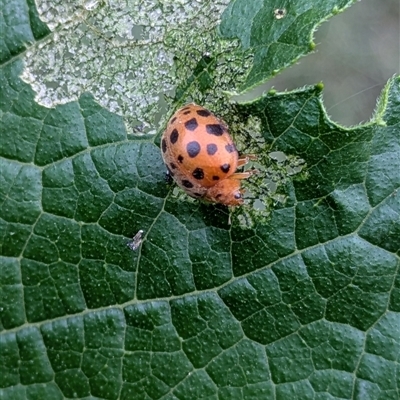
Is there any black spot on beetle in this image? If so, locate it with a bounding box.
[170,129,179,144]
[207,143,218,155]
[212,176,220,180]
[197,109,211,117]
[185,118,198,131]
[183,110,191,115]
[206,124,224,136]
[216,194,223,199]
[182,180,194,188]
[170,162,177,169]
[170,117,177,124]
[187,141,201,158]
[193,192,202,197]
[225,143,236,153]
[162,138,167,153]
[178,155,184,163]
[192,168,204,180]
[220,163,230,173]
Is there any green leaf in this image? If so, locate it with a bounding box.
[0,0,50,64]
[1,0,399,399]
[220,0,356,92]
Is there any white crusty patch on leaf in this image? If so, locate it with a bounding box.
[22,0,230,134]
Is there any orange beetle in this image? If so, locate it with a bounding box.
[161,104,256,206]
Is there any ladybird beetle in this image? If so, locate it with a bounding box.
[161,104,256,206]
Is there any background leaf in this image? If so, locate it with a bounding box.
[220,0,356,92]
[1,0,399,399]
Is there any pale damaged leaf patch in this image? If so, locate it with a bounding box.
[22,0,232,134]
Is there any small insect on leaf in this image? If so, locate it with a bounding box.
[127,230,144,251]
[274,9,287,19]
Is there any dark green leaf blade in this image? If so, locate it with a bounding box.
[1,0,399,398]
[2,59,399,397]
[0,0,50,65]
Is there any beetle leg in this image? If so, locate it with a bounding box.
[230,170,258,180]
[237,154,257,167]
